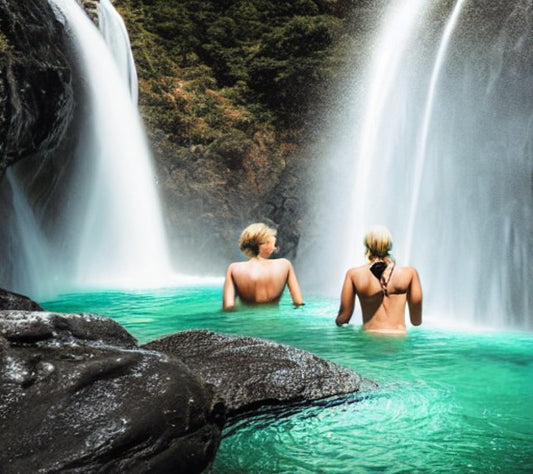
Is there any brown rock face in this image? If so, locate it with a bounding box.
[76,0,100,25]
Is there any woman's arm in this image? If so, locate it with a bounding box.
[407,268,423,326]
[336,270,356,326]
[222,264,237,311]
[286,261,305,306]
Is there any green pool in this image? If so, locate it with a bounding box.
[42,285,533,473]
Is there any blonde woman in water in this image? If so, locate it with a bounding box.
[223,223,305,311]
[336,225,422,334]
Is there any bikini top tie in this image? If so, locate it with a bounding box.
[369,261,395,296]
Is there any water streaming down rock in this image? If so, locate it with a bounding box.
[97,0,138,103]
[47,0,174,290]
[0,0,174,298]
[403,0,467,260]
[2,171,55,297]
[302,0,532,330]
[1,0,174,298]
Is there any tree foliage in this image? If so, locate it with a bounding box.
[115,0,350,137]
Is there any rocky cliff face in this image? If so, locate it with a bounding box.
[77,0,99,24]
[152,128,308,275]
[0,0,74,178]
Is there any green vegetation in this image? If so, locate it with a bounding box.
[114,0,353,149]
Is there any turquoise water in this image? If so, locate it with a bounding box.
[42,285,533,473]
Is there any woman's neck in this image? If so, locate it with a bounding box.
[369,255,392,264]
[252,254,269,261]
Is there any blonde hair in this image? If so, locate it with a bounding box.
[239,223,277,258]
[364,225,393,259]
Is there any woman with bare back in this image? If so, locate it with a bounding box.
[335,226,422,334]
[223,223,305,311]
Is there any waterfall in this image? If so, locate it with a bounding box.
[348,0,430,264]
[1,0,177,298]
[303,0,533,331]
[404,0,467,261]
[97,0,138,103]
[45,0,174,290]
[2,171,55,298]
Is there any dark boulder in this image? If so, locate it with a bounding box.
[0,312,225,473]
[143,329,377,417]
[0,288,43,310]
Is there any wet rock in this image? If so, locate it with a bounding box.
[0,0,74,178]
[0,288,43,311]
[0,312,225,473]
[143,329,377,417]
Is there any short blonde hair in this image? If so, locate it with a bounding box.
[364,225,393,259]
[239,223,277,258]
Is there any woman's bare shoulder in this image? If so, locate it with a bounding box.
[400,265,419,273]
[396,265,420,279]
[347,264,369,275]
[228,260,249,271]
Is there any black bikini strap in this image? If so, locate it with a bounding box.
[380,263,395,296]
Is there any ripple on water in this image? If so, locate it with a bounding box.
[41,288,533,473]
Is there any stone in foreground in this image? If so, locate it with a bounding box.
[143,329,377,417]
[0,288,43,311]
[0,312,224,473]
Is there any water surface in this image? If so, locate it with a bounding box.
[42,285,533,473]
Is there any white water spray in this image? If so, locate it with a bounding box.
[404,0,467,261]
[304,0,533,330]
[3,171,55,297]
[349,0,430,265]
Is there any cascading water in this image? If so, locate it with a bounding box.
[2,170,56,297]
[302,0,532,331]
[404,0,467,260]
[0,0,221,300]
[0,0,174,298]
[47,0,174,290]
[97,0,138,103]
